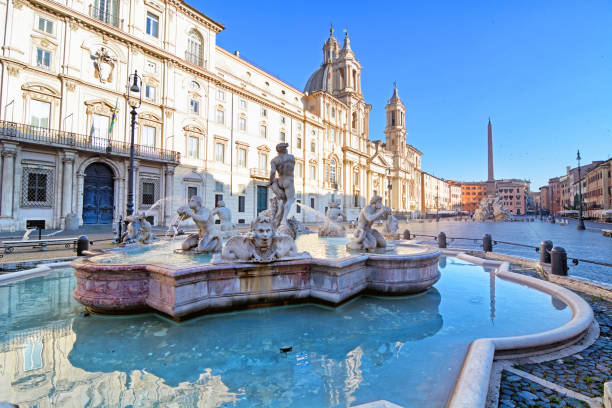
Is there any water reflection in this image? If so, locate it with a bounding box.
[0,262,573,408]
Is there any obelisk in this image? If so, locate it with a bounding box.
[486,118,495,196]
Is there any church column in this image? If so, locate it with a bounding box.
[164,165,175,225]
[0,143,17,218]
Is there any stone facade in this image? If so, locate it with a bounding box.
[0,0,431,231]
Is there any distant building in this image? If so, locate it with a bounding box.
[496,179,530,216]
[456,181,487,214]
[583,158,611,217]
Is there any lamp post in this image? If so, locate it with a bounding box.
[435,184,440,222]
[576,150,585,230]
[386,168,392,209]
[126,70,142,217]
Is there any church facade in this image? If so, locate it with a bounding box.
[0,0,434,232]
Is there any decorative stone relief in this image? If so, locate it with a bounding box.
[92,47,117,83]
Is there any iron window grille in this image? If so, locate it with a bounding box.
[22,167,54,208]
[139,177,159,208]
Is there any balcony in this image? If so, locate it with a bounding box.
[185,51,205,67]
[0,120,180,163]
[250,168,269,180]
[89,5,122,29]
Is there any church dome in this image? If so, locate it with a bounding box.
[304,62,333,94]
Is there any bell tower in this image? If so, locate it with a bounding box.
[384,83,406,154]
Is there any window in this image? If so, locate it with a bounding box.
[190,100,199,114]
[91,114,109,138]
[216,109,224,124]
[258,153,268,170]
[187,136,199,158]
[145,84,156,101]
[329,159,337,183]
[309,165,316,180]
[186,29,203,66]
[237,148,247,167]
[310,141,316,153]
[142,182,155,205]
[297,137,302,149]
[21,167,53,207]
[142,125,156,147]
[146,12,159,37]
[280,131,286,141]
[36,48,51,69]
[23,340,43,372]
[260,125,267,139]
[296,199,301,213]
[239,117,247,131]
[216,89,225,101]
[352,112,357,129]
[215,142,225,162]
[238,196,246,212]
[146,60,157,73]
[281,116,286,124]
[310,197,315,208]
[261,107,267,117]
[37,16,54,34]
[354,194,359,207]
[240,99,247,109]
[187,186,198,200]
[215,194,223,206]
[93,0,119,26]
[30,100,50,128]
[331,107,335,117]
[27,172,48,202]
[215,181,223,193]
[296,162,303,178]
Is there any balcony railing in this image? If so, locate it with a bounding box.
[0,120,180,163]
[89,5,122,29]
[250,168,269,180]
[185,51,204,67]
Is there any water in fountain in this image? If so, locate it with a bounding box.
[21,228,36,241]
[145,196,173,217]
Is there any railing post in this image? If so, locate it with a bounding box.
[438,232,447,249]
[403,229,411,240]
[540,240,553,264]
[551,247,568,276]
[482,234,492,252]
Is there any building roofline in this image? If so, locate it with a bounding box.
[182,0,225,32]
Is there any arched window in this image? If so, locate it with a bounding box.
[187,30,203,66]
[330,159,336,183]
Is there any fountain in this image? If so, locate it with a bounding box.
[71,143,441,320]
[473,193,511,221]
[318,200,346,237]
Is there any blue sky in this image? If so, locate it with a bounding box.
[196,0,612,189]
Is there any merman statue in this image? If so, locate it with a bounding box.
[347,195,391,251]
[212,200,238,238]
[177,195,223,253]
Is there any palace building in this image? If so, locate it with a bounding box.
[0,0,433,231]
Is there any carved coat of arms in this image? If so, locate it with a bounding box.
[93,47,117,83]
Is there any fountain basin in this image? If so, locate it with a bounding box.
[71,245,441,320]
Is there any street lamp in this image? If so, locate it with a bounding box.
[576,150,585,230]
[127,70,142,217]
[386,168,392,209]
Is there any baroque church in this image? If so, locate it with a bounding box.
[0,0,427,232]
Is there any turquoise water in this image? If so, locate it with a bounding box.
[0,258,571,407]
[94,233,426,265]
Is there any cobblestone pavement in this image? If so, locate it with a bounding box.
[497,269,611,407]
[499,370,589,408]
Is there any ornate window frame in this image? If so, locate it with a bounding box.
[139,175,160,208]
